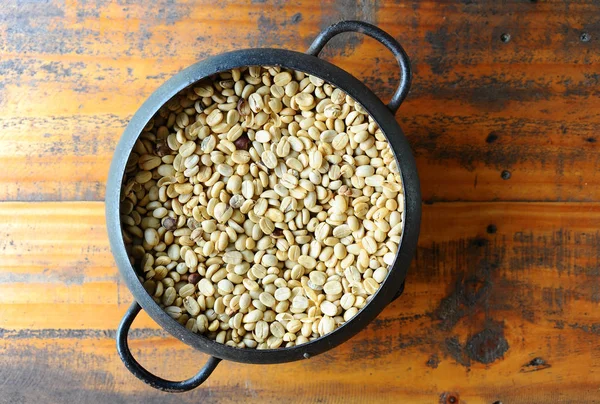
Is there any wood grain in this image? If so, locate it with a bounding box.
[2,0,600,402]
[1,202,600,402]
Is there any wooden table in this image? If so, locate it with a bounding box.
[1,1,599,402]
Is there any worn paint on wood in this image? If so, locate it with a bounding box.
[1,0,600,402]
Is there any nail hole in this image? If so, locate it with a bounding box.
[487,224,497,234]
[486,132,498,143]
[500,33,511,43]
[441,392,460,404]
[586,137,596,143]
[501,170,511,180]
[580,32,591,42]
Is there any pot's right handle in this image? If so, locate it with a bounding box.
[117,302,221,392]
[307,20,412,114]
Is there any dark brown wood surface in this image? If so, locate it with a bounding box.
[1,1,599,403]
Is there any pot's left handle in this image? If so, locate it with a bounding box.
[117,302,222,392]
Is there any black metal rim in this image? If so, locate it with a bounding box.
[106,47,421,364]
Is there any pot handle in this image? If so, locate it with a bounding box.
[116,301,222,392]
[307,20,412,114]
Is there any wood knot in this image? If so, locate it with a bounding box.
[466,328,509,364]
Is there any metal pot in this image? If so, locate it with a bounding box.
[106,20,421,392]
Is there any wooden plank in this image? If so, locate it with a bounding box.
[0,332,598,404]
[0,0,599,201]
[1,201,600,401]
[2,100,599,202]
[0,1,597,62]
